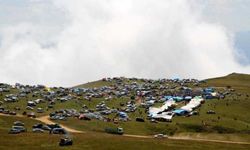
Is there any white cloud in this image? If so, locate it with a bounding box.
[201,0,250,32]
[0,0,249,87]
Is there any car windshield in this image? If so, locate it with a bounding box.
[14,126,23,129]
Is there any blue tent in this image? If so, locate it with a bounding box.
[164,96,173,101]
[173,109,188,116]
[173,96,184,102]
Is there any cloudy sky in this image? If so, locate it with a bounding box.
[0,0,249,87]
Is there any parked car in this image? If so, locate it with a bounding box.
[33,123,43,129]
[207,110,216,114]
[27,101,36,107]
[8,128,21,134]
[27,112,36,118]
[190,111,199,116]
[51,128,66,134]
[47,124,61,129]
[150,119,158,123]
[14,121,24,126]
[12,126,27,132]
[37,108,44,113]
[154,134,168,138]
[32,128,44,133]
[59,138,73,146]
[26,106,34,110]
[59,116,67,121]
[9,111,16,115]
[42,125,51,131]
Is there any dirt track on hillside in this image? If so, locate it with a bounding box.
[123,133,250,145]
[1,113,250,145]
[0,113,83,133]
[123,134,152,139]
[35,116,84,133]
[169,136,250,145]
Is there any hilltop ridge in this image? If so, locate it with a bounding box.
[75,73,250,88]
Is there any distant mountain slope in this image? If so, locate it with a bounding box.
[205,73,250,87]
[75,73,250,88]
[75,80,113,88]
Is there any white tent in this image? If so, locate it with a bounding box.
[149,100,176,120]
[180,96,204,112]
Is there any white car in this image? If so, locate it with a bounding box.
[154,134,168,138]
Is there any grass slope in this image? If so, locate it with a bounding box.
[75,80,113,88]
[205,73,250,87]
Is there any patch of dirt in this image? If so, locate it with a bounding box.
[35,116,84,133]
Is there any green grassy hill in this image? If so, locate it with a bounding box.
[205,73,250,87]
[75,80,113,88]
[78,73,250,89]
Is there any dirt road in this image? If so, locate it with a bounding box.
[169,136,250,145]
[136,97,142,105]
[123,134,152,139]
[123,134,250,145]
[0,113,83,133]
[35,116,84,133]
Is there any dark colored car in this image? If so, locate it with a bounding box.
[32,123,49,131]
[33,123,43,129]
[42,125,51,131]
[59,138,73,146]
[51,128,66,134]
[47,124,61,129]
[12,126,27,132]
[49,112,56,117]
[14,121,25,126]
[27,112,36,118]
[8,128,21,134]
[9,111,17,115]
[32,128,44,133]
